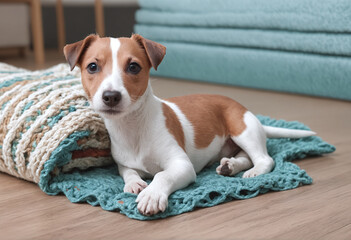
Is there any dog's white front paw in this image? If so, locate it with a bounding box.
[124,180,148,194]
[136,187,168,216]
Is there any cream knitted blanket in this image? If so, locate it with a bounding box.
[0,63,112,183]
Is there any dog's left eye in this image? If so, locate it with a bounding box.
[127,62,141,74]
[87,63,99,74]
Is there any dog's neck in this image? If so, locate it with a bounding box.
[103,83,161,135]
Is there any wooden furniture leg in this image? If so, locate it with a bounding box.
[95,0,105,37]
[30,0,45,67]
[56,0,66,52]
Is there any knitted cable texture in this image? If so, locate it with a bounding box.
[0,63,335,220]
[0,63,111,183]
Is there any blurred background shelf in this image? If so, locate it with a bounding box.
[0,0,138,68]
[41,0,138,6]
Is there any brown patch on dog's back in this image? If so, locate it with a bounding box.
[162,103,185,150]
[117,38,151,102]
[167,94,247,149]
[225,103,247,137]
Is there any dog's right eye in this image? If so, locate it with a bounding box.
[127,62,141,74]
[87,63,99,74]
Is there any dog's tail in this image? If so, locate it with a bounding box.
[263,126,316,139]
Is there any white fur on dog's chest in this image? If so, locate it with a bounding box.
[105,119,160,176]
[108,127,155,176]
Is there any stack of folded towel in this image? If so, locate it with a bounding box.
[135,0,351,100]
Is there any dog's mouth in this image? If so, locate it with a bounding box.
[99,109,122,115]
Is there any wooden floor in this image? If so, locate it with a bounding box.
[0,51,350,240]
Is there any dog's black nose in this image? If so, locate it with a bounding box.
[102,91,122,107]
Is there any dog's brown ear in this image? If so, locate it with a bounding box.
[63,34,98,71]
[132,34,166,70]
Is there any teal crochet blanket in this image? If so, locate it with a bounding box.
[40,116,335,220]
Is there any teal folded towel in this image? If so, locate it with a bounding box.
[41,116,335,220]
[135,25,351,56]
[137,0,351,33]
[136,0,351,100]
[147,41,351,101]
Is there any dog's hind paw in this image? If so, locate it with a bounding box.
[217,162,232,176]
[216,158,235,176]
[242,158,274,178]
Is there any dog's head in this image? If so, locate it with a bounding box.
[63,34,166,119]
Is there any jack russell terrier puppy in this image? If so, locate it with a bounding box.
[64,34,315,216]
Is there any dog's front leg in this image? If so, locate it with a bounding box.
[136,159,196,216]
[118,164,148,194]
